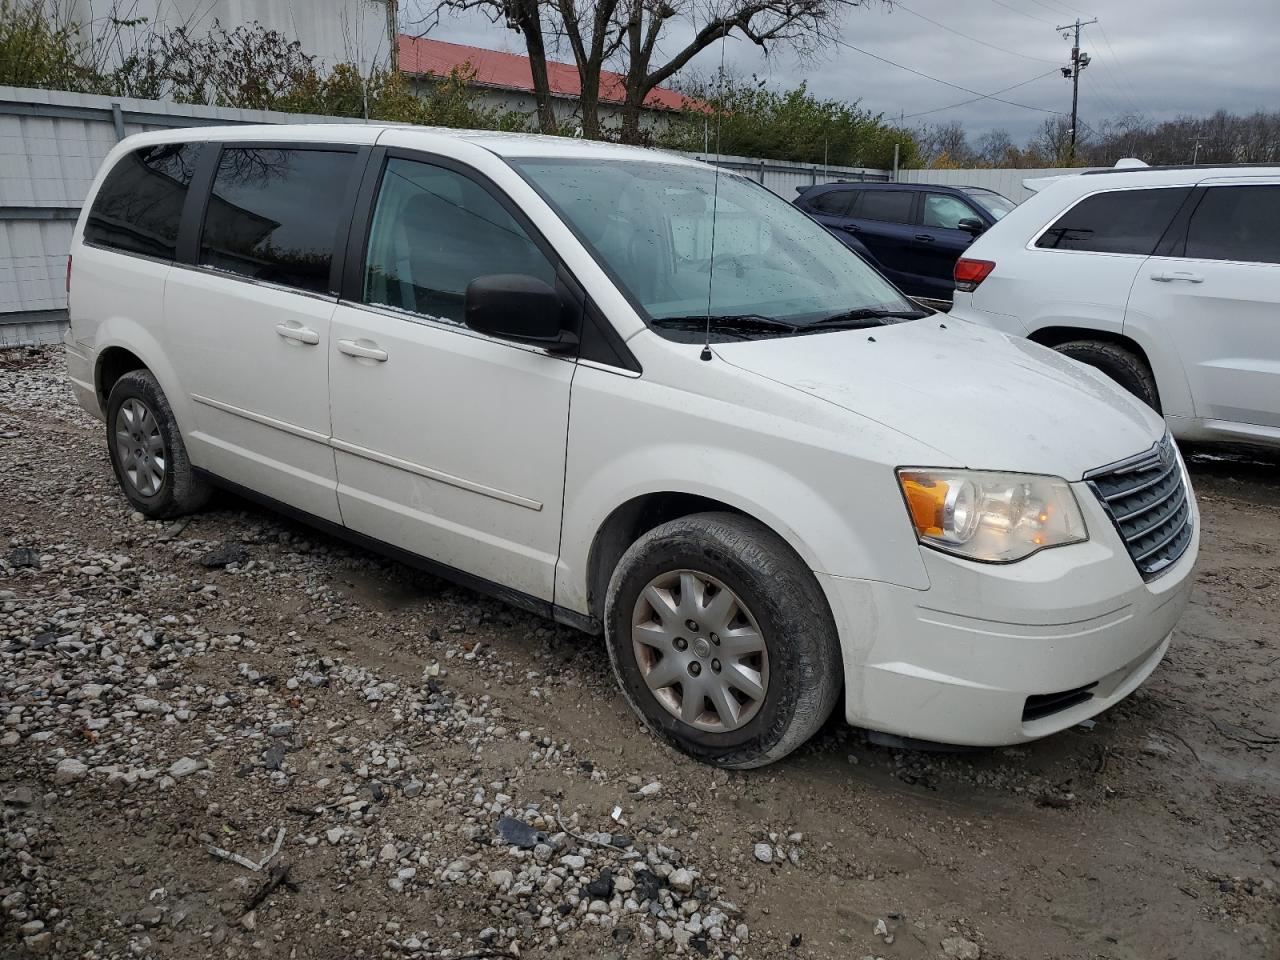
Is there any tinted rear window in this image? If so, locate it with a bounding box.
[1185,185,1280,264]
[808,190,856,216]
[84,143,200,259]
[857,190,914,223]
[1037,188,1190,255]
[199,147,357,294]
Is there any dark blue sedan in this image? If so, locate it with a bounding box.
[794,182,1016,302]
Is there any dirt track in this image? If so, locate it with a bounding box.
[1,347,1277,959]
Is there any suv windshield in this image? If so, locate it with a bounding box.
[510,158,919,339]
[960,187,1016,221]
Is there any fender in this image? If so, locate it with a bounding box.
[92,317,197,441]
[1118,308,1197,421]
[554,440,931,617]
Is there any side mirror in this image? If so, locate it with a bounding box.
[957,217,986,236]
[464,274,578,352]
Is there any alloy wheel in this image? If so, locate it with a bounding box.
[114,398,166,497]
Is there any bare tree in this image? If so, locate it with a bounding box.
[408,0,560,133]
[410,0,863,141]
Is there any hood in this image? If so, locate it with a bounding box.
[713,317,1165,480]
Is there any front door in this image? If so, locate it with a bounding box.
[1127,179,1280,430]
[328,153,575,601]
[914,192,982,299]
[165,143,366,523]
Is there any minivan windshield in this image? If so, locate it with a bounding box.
[510,158,921,339]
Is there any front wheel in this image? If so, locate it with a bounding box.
[604,512,842,768]
[1054,340,1161,413]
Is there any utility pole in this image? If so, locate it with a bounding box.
[1189,135,1209,164]
[1057,17,1097,163]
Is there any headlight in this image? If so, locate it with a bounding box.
[897,469,1087,562]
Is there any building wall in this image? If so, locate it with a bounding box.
[67,0,393,72]
[407,78,679,136]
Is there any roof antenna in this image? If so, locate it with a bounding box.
[700,30,728,363]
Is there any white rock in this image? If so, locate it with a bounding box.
[942,936,981,959]
[638,781,662,798]
[167,757,205,778]
[668,868,695,893]
[490,869,514,888]
[54,758,88,784]
[753,842,773,864]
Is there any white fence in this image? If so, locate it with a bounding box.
[679,152,891,197]
[897,166,1096,203]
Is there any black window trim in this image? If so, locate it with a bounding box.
[176,139,371,302]
[341,145,641,374]
[1027,184,1196,256]
[81,140,209,266]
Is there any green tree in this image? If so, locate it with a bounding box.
[661,76,919,170]
[0,0,91,91]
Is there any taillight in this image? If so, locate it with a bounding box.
[954,258,995,292]
[66,255,72,294]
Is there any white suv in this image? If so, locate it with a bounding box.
[63,125,1197,766]
[949,165,1280,450]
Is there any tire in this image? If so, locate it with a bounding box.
[1054,340,1161,412]
[604,512,842,769]
[105,370,211,519]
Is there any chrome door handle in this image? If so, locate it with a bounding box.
[275,323,320,345]
[1150,271,1204,283]
[337,339,388,362]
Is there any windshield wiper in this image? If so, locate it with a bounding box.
[651,314,801,335]
[806,307,929,330]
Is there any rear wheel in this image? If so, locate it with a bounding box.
[605,512,841,768]
[1054,340,1161,412]
[106,370,211,519]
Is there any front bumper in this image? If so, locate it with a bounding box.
[818,481,1198,746]
[63,329,101,421]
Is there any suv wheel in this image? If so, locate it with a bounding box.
[1054,340,1161,412]
[605,512,841,768]
[106,370,211,519]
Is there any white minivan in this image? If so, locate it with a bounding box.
[949,164,1280,450]
[64,125,1198,767]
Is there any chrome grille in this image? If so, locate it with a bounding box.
[1086,435,1193,580]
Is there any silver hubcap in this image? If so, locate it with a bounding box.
[631,569,769,733]
[114,398,165,497]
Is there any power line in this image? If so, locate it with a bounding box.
[902,68,1061,119]
[1094,21,1143,114]
[986,0,1056,26]
[891,1,1060,65]
[1030,0,1083,17]
[832,36,1065,116]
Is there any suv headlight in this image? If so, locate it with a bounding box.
[897,469,1087,562]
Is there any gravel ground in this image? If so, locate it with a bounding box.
[0,346,1276,960]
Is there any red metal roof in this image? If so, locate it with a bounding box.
[398,35,698,113]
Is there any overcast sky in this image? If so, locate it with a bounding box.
[407,0,1280,143]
